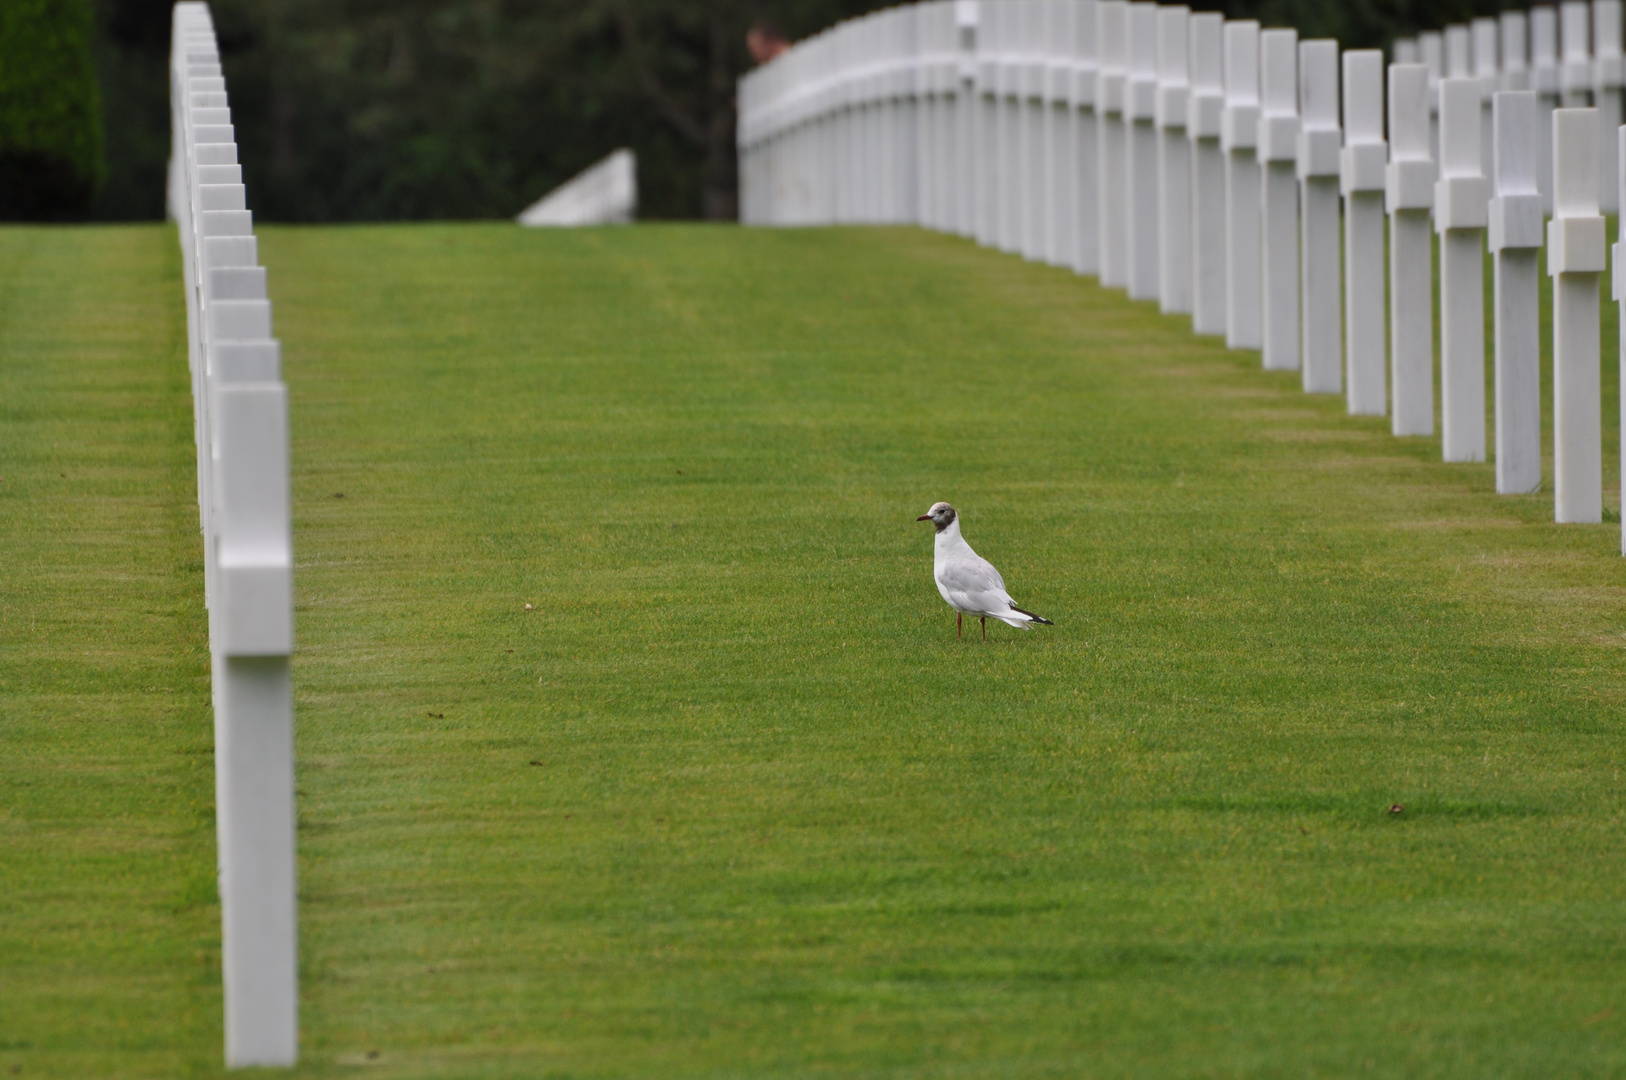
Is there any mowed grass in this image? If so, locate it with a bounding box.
[0,227,217,1075]
[5,221,1626,1078]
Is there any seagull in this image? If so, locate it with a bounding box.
[916,502,1053,640]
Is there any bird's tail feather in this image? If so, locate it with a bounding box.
[1011,606,1054,626]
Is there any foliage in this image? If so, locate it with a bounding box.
[0,0,105,218]
[86,0,893,222]
[69,0,1605,220]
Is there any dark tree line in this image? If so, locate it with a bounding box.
[53,0,1549,222]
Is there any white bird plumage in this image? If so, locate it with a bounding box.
[916,502,1053,640]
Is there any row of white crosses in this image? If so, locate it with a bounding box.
[738,0,1625,548]
[1394,3,1625,215]
[166,3,299,1068]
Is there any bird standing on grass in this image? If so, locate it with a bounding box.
[916,502,1054,640]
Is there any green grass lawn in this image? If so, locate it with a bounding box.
[4,220,1626,1078]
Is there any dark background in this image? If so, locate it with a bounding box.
[87,0,1531,223]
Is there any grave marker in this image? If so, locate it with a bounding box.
[1474,18,1500,187]
[1126,2,1161,300]
[1188,13,1226,335]
[1045,0,1078,267]
[1561,1,1593,106]
[1549,107,1606,523]
[1533,5,1562,212]
[1593,0,1623,212]
[1259,28,1300,372]
[1097,1,1129,287]
[1436,77,1490,463]
[1223,20,1262,350]
[170,3,297,1066]
[1490,90,1545,495]
[1616,124,1626,551]
[1501,11,1530,93]
[1073,0,1101,275]
[1342,50,1388,416]
[1156,5,1192,315]
[1299,38,1342,394]
[1387,62,1436,437]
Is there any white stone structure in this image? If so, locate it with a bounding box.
[1155,5,1191,315]
[1125,2,1161,300]
[1342,49,1388,417]
[958,1,981,237]
[1421,31,1444,168]
[517,149,637,226]
[1594,0,1623,212]
[999,3,1025,252]
[1616,125,1626,551]
[733,1,1623,547]
[1187,12,1226,336]
[1045,1,1079,267]
[1097,1,1129,287]
[1550,107,1606,523]
[1475,18,1501,187]
[1258,28,1299,372]
[1387,62,1435,437]
[1436,77,1491,463]
[1073,1,1101,275]
[1222,20,1261,350]
[1501,10,1530,93]
[976,5,1001,245]
[166,3,297,1067]
[1019,2,1047,261]
[1491,89,1546,495]
[1562,1,1593,106]
[1298,38,1341,394]
[1533,5,1563,212]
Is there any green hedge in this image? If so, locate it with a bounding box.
[0,0,105,219]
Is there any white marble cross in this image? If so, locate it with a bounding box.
[1072,0,1102,275]
[1096,1,1129,287]
[1222,20,1262,350]
[1490,89,1545,495]
[1155,5,1192,315]
[1436,77,1490,463]
[1125,2,1161,301]
[1533,5,1563,213]
[1549,106,1607,523]
[1298,38,1342,394]
[1341,49,1388,417]
[1258,27,1300,372]
[1186,11,1226,336]
[1387,62,1436,437]
[1593,0,1624,213]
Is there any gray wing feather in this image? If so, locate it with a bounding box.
[938,556,1007,596]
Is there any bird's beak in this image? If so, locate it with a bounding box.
[916,514,932,522]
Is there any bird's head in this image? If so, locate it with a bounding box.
[916,502,957,532]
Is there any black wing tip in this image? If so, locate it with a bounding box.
[1012,606,1054,626]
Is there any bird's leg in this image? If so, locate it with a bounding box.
[981,616,987,641]
[957,613,962,640]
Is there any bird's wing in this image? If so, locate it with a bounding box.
[938,554,1008,597]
